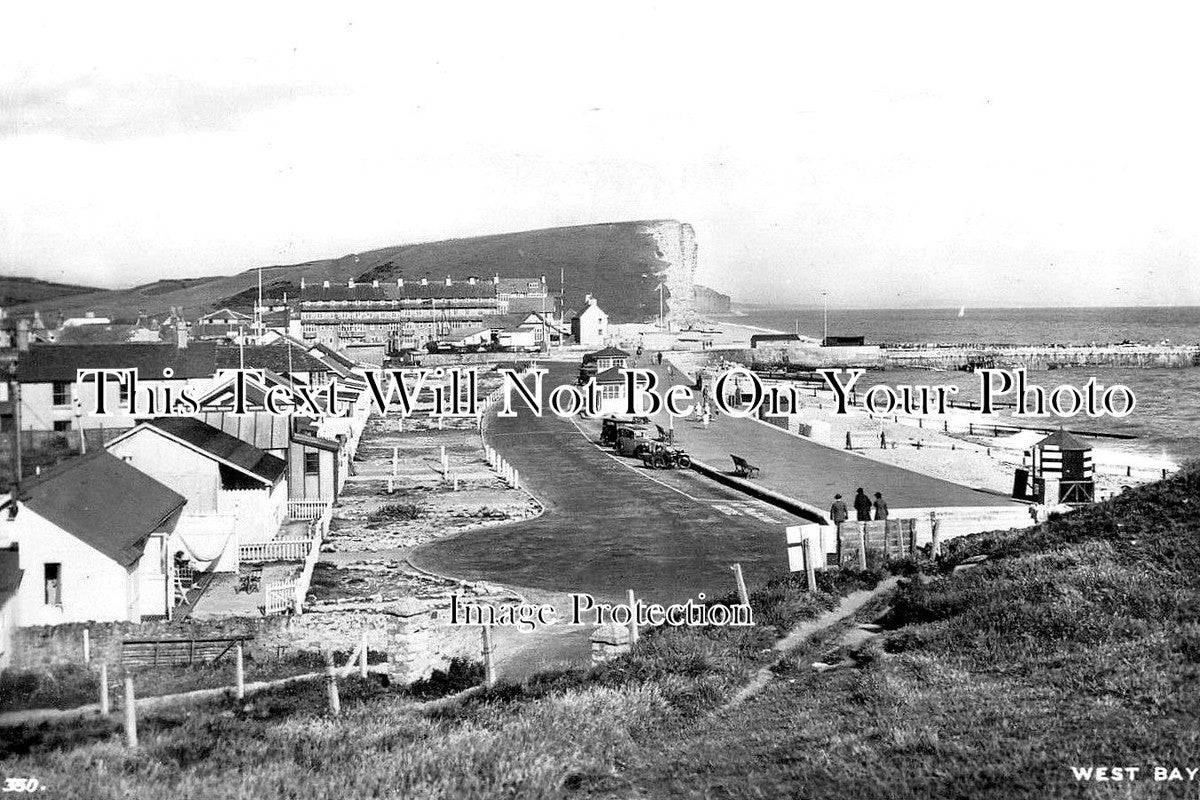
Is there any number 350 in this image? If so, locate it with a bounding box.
[2,778,41,793]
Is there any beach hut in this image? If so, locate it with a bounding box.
[1028,428,1094,504]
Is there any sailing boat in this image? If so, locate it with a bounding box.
[957,305,966,318]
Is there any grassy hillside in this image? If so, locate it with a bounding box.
[8,469,1193,798]
[5,221,687,323]
[0,277,100,308]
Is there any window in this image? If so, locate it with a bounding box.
[44,563,62,606]
[52,381,71,407]
[53,420,71,432]
[119,379,131,407]
[304,452,321,476]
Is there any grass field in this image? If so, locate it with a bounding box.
[2,467,1196,798]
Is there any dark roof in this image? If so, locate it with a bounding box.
[20,452,186,566]
[496,277,546,293]
[594,367,627,384]
[587,346,630,359]
[143,417,286,483]
[292,432,341,452]
[199,308,252,322]
[309,342,361,371]
[304,283,497,302]
[214,341,329,375]
[15,343,219,383]
[1037,429,1089,450]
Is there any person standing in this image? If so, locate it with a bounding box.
[873,491,889,521]
[854,488,872,521]
[830,494,849,526]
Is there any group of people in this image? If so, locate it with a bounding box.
[829,487,888,524]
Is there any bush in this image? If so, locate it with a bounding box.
[371,502,425,521]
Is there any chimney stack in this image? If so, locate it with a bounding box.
[176,324,189,349]
[16,319,30,352]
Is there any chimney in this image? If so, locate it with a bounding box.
[176,324,189,349]
[445,275,452,287]
[587,294,597,307]
[16,319,30,352]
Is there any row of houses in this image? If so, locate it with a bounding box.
[0,335,378,665]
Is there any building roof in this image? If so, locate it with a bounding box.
[199,308,252,322]
[20,452,186,566]
[116,417,286,484]
[594,367,627,384]
[580,347,628,367]
[214,341,330,375]
[292,432,341,452]
[15,343,220,383]
[496,277,546,294]
[1037,429,1089,450]
[303,282,498,302]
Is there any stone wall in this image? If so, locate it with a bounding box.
[11,602,480,683]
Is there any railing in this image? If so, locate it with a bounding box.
[262,580,296,616]
[240,539,315,563]
[287,499,331,521]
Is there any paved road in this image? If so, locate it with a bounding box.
[410,364,803,605]
[650,364,1021,512]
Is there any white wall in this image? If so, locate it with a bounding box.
[2,508,140,625]
[20,377,215,431]
[108,430,221,512]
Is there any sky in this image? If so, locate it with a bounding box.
[1,2,1198,308]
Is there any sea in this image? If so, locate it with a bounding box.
[719,305,1200,465]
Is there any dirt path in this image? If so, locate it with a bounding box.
[726,575,900,708]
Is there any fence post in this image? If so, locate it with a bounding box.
[324,651,341,716]
[627,589,639,646]
[731,563,750,607]
[930,512,941,558]
[359,630,369,679]
[802,535,818,592]
[98,662,109,715]
[858,524,868,571]
[123,673,138,749]
[82,628,90,664]
[235,641,245,700]
[392,447,398,476]
[481,625,496,688]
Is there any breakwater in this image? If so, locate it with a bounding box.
[880,343,1200,370]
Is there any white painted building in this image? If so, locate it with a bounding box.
[0,452,186,626]
[571,296,609,348]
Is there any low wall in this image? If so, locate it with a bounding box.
[688,458,828,524]
[10,601,479,683]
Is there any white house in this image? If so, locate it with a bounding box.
[571,296,609,348]
[106,417,288,574]
[0,452,186,626]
